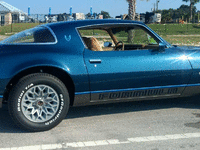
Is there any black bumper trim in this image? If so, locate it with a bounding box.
[0,97,2,108]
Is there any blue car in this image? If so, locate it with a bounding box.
[0,19,199,131]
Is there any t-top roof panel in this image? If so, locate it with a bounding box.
[0,1,27,14]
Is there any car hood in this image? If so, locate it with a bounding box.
[171,45,200,56]
[177,46,200,51]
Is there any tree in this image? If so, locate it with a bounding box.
[155,5,196,23]
[182,0,200,20]
[125,0,149,21]
[100,11,111,19]
[85,12,99,19]
[178,4,196,21]
[125,0,149,43]
[126,0,136,20]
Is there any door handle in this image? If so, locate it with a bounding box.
[89,59,102,63]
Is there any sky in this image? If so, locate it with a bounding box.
[3,0,200,17]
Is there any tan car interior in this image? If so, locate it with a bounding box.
[82,37,103,51]
[82,29,118,51]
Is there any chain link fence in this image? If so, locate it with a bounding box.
[1,14,200,35]
[0,14,59,35]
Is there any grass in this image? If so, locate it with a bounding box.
[0,23,40,35]
[148,23,200,35]
[161,35,200,46]
[1,23,200,45]
[1,23,200,35]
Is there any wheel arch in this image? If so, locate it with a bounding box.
[4,66,75,106]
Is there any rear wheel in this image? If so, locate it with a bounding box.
[8,73,69,132]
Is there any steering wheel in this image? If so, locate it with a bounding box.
[115,41,124,51]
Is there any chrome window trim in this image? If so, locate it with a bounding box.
[0,25,58,45]
[0,95,3,108]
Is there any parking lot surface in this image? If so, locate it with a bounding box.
[0,97,200,150]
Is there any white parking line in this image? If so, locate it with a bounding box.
[1,132,200,150]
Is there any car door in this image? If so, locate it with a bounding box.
[81,26,192,101]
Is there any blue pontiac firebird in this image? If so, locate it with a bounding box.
[0,19,199,131]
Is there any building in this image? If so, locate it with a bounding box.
[145,12,161,24]
[0,1,27,26]
[44,14,58,23]
[73,13,85,20]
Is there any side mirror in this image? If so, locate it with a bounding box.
[104,42,112,47]
[159,43,166,50]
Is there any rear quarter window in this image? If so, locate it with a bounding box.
[0,26,56,44]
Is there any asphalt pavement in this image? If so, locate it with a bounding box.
[0,96,200,150]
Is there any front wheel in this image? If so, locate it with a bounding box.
[8,73,69,132]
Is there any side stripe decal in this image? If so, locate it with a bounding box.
[75,83,200,95]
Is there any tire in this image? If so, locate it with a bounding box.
[8,73,69,132]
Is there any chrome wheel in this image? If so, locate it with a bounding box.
[21,85,60,123]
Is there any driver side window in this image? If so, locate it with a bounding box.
[78,25,159,51]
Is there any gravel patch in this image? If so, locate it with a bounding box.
[0,35,8,41]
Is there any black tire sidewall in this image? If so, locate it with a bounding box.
[8,73,69,132]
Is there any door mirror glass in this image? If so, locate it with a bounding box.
[104,42,112,47]
[159,42,166,50]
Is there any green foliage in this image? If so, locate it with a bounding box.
[182,0,200,20]
[115,31,128,37]
[100,11,111,19]
[182,0,200,4]
[85,10,111,19]
[85,12,99,18]
[158,4,197,22]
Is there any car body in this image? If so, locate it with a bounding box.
[0,19,200,131]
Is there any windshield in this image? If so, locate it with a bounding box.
[0,26,56,44]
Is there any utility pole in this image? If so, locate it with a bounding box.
[190,0,194,21]
[156,0,160,11]
[90,6,93,16]
[28,6,30,16]
[49,7,51,15]
[70,6,72,16]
